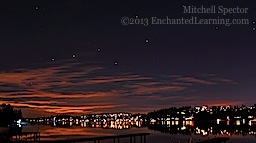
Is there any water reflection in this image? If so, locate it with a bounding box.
[148,120,256,137]
[32,119,256,138]
[0,126,23,142]
[4,119,255,142]
[52,120,146,130]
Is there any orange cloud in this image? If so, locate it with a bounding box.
[0,91,117,99]
[0,100,124,114]
[0,60,239,117]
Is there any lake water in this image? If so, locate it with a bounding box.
[13,122,256,143]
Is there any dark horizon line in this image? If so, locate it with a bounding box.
[21,103,256,119]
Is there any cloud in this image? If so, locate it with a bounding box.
[24,100,66,105]
[198,74,238,85]
[211,78,238,85]
[82,75,151,85]
[175,100,245,107]
[0,59,239,116]
[0,100,124,114]
[123,83,186,96]
[0,91,118,99]
[176,77,217,85]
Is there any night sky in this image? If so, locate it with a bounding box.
[0,0,255,117]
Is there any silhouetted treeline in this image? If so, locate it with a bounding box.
[146,104,256,121]
[147,106,192,120]
[0,104,22,127]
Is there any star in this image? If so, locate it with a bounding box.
[145,39,149,43]
[35,6,39,10]
[253,21,255,25]
[215,26,219,30]
[72,54,76,58]
[253,27,255,31]
[114,61,118,65]
[51,58,55,61]
[135,15,139,18]
[97,48,101,52]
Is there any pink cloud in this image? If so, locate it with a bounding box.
[176,77,217,85]
[211,78,238,85]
